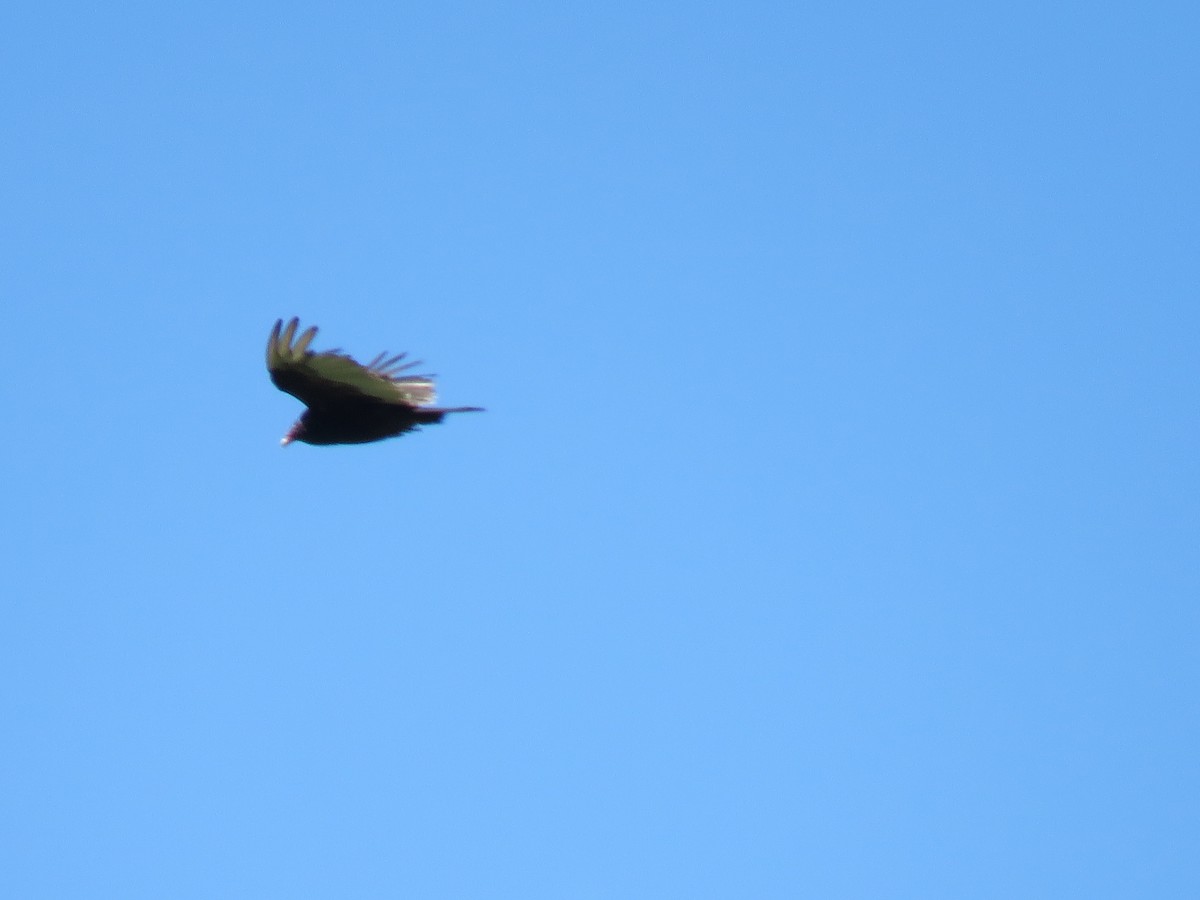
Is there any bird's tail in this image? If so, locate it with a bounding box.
[413,406,485,424]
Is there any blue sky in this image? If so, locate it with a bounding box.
[2,2,1197,896]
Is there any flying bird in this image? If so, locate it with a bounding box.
[266,317,482,446]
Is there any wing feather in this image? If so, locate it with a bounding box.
[291,325,318,357]
[266,317,437,409]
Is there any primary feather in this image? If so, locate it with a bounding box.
[266,317,482,446]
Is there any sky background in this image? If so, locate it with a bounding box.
[2,1,1197,897]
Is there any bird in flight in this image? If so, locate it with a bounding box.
[266,317,482,446]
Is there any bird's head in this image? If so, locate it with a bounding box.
[280,418,306,447]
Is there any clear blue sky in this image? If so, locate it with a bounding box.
[2,2,1196,897]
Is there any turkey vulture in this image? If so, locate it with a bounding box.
[266,317,482,446]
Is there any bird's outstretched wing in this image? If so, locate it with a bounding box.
[266,317,437,409]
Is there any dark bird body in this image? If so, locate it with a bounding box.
[266,318,482,446]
